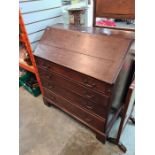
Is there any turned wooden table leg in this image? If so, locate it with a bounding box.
[107,137,127,152]
[107,80,135,153]
[107,104,127,153]
[129,102,135,125]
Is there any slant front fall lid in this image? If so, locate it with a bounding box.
[34,24,134,84]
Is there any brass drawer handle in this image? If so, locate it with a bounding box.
[107,89,111,93]
[84,82,96,88]
[45,65,51,69]
[85,94,95,99]
[86,105,94,110]
[46,74,52,80]
[85,118,92,123]
[48,85,54,89]
[83,78,96,88]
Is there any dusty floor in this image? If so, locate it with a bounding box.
[19,87,135,155]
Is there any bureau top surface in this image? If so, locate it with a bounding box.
[34,24,134,84]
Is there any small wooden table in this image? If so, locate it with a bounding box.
[107,79,135,152]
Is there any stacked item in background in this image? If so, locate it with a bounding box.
[62,0,92,26]
[96,18,116,27]
[19,68,41,97]
[19,42,32,66]
[19,23,41,97]
[96,18,135,29]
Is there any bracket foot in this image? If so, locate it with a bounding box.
[43,98,52,107]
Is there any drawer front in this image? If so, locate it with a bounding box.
[43,87,106,132]
[38,67,110,106]
[35,56,112,95]
[41,76,108,118]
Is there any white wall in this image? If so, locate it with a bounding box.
[19,0,63,51]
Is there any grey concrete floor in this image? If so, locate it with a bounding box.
[19,87,135,155]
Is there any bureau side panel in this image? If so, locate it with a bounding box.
[106,50,135,130]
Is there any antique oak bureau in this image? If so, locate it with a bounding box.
[34,24,134,143]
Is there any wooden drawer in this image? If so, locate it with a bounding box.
[43,87,106,132]
[41,76,108,118]
[35,56,112,95]
[38,67,110,106]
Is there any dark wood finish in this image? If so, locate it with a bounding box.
[38,68,109,118]
[95,0,135,18]
[93,0,135,31]
[35,57,112,95]
[34,24,134,143]
[49,24,135,39]
[35,25,133,83]
[38,67,110,100]
[38,67,109,105]
[43,88,106,134]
